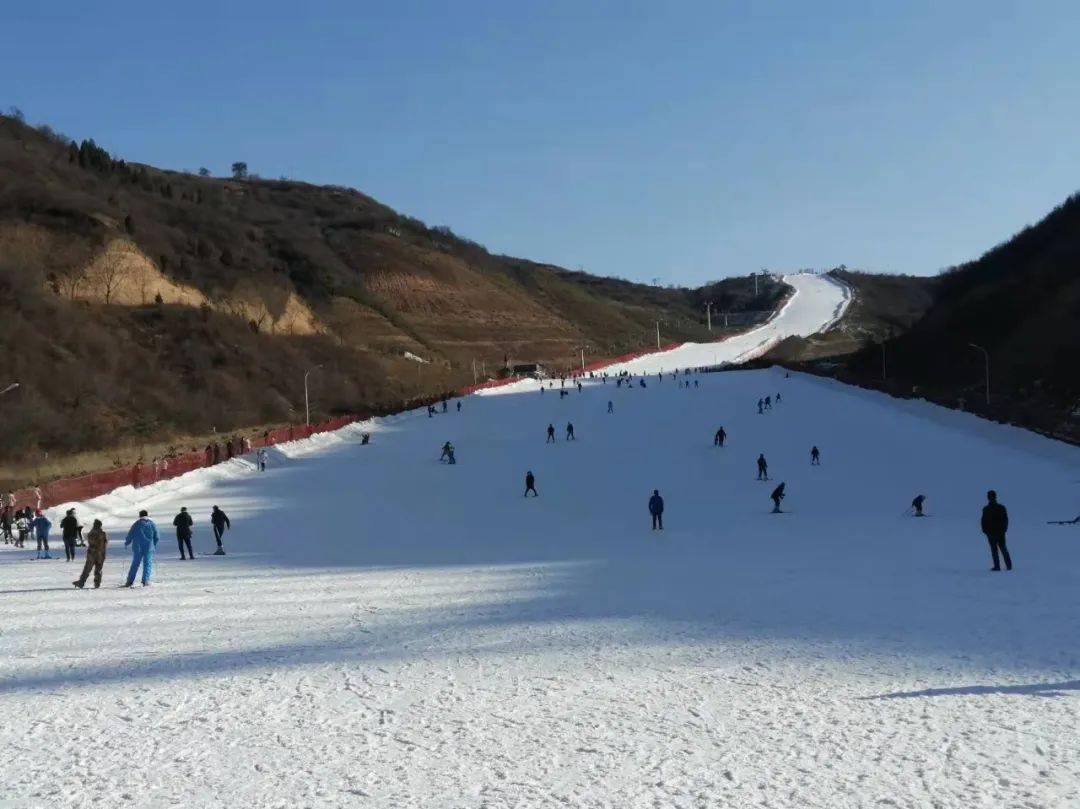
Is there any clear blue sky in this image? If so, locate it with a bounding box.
[5,1,1079,285]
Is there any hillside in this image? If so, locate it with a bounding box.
[787,195,1080,440]
[0,113,785,479]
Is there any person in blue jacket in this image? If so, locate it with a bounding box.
[648,489,665,531]
[124,510,159,587]
[32,509,53,559]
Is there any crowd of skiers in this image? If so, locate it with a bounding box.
[0,500,233,589]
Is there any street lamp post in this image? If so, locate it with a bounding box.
[304,366,321,426]
[968,343,990,405]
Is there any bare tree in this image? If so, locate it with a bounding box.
[96,246,132,304]
[53,266,88,301]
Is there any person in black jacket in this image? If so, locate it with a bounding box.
[648,489,664,530]
[770,482,786,513]
[524,471,538,497]
[210,505,231,556]
[173,507,194,559]
[714,427,726,447]
[981,490,1012,571]
[810,446,820,465]
[60,509,81,562]
[546,424,556,443]
[756,453,769,481]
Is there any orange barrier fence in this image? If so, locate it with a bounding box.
[10,415,359,512]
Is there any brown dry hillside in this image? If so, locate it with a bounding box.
[0,113,784,480]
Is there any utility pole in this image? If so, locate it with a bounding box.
[655,321,661,349]
[706,302,712,332]
[969,343,990,405]
[472,358,477,384]
[303,366,321,426]
[580,348,585,372]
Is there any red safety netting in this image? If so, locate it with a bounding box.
[9,415,360,511]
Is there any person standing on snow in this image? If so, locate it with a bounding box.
[124,510,159,587]
[714,428,726,447]
[456,401,462,412]
[32,510,53,559]
[210,506,231,555]
[566,423,575,441]
[546,424,556,443]
[440,441,453,462]
[776,392,781,404]
[810,446,820,465]
[73,519,108,589]
[257,447,268,471]
[60,508,80,561]
[524,471,538,497]
[756,454,769,481]
[770,482,786,513]
[764,395,772,410]
[981,490,1012,571]
[911,494,926,517]
[648,489,665,531]
[16,508,31,549]
[607,401,614,414]
[757,399,764,415]
[173,507,194,560]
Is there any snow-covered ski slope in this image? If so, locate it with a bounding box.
[599,271,850,375]
[4,384,1080,803]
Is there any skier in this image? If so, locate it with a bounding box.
[524,471,538,497]
[714,428,726,447]
[607,400,614,414]
[756,453,769,481]
[566,422,575,441]
[124,510,159,587]
[648,489,665,531]
[442,400,448,413]
[446,446,456,465]
[173,506,194,560]
[776,392,782,404]
[764,395,772,410]
[810,446,820,465]
[757,399,764,415]
[73,519,108,589]
[456,401,462,412]
[257,447,268,471]
[16,508,31,549]
[60,508,80,561]
[911,494,926,517]
[440,441,453,461]
[210,505,231,555]
[32,509,52,559]
[981,490,1012,571]
[770,482,786,513]
[639,379,646,388]
[546,424,556,443]
[577,382,583,393]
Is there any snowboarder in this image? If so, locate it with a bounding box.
[73,519,108,589]
[60,508,80,561]
[257,447,268,471]
[810,446,820,465]
[770,482,786,513]
[173,507,194,560]
[546,424,556,443]
[757,399,764,415]
[32,510,52,559]
[714,428,726,447]
[756,454,769,481]
[566,423,575,441]
[440,441,453,461]
[210,506,231,555]
[607,401,614,414]
[124,510,159,586]
[981,490,1012,571]
[648,489,665,531]
[911,495,926,517]
[524,471,538,497]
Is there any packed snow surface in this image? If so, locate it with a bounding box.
[3,293,1080,807]
[598,271,850,375]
